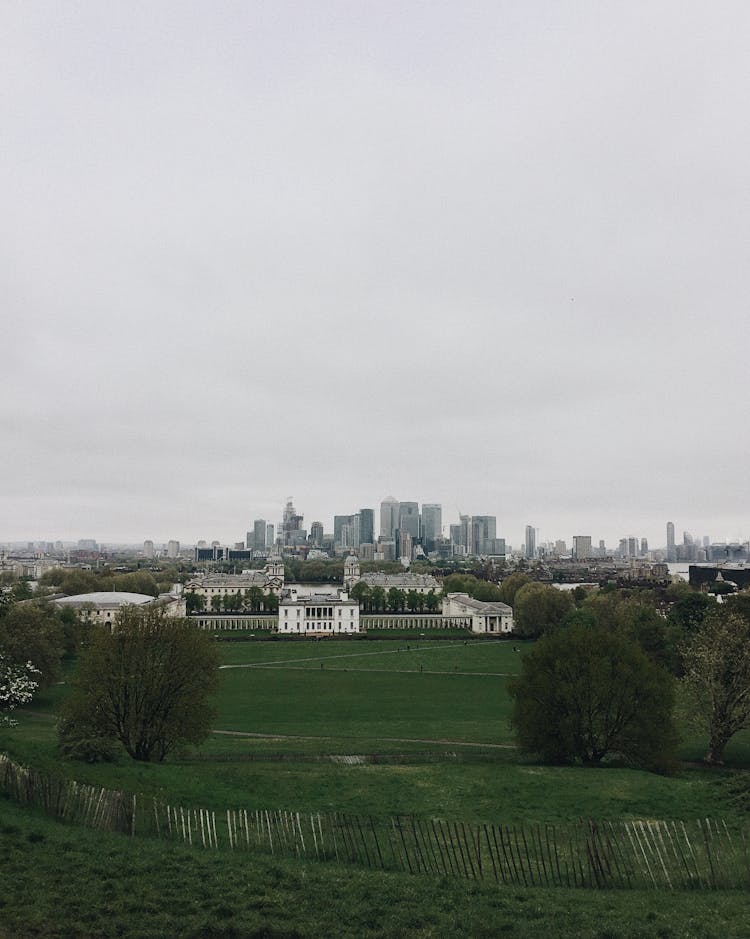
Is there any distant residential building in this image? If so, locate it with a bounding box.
[167,540,180,559]
[143,540,155,559]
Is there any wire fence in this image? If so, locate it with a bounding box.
[3,752,749,890]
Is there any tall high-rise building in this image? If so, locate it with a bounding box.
[310,521,324,546]
[167,540,180,559]
[666,521,676,562]
[525,525,536,559]
[380,496,399,541]
[358,508,374,547]
[253,519,267,550]
[471,516,497,555]
[572,535,592,560]
[398,502,420,540]
[421,504,442,552]
[143,540,154,559]
[282,497,303,546]
[334,514,356,549]
[640,538,649,556]
[266,523,275,547]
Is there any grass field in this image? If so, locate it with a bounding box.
[3,797,750,939]
[3,637,750,937]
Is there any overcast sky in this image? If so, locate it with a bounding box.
[3,2,749,549]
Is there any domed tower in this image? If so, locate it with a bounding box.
[343,553,360,591]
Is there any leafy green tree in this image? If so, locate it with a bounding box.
[185,592,205,614]
[263,592,279,614]
[246,586,265,612]
[424,590,440,613]
[498,573,532,606]
[0,604,65,689]
[583,592,674,671]
[369,586,386,613]
[669,592,715,633]
[349,581,370,608]
[442,573,504,602]
[387,588,406,612]
[510,624,677,772]
[682,609,750,764]
[39,569,100,596]
[406,590,421,612]
[512,583,574,638]
[111,571,160,597]
[60,607,219,762]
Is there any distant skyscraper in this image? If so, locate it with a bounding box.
[380,496,399,541]
[525,525,536,559]
[358,509,374,547]
[398,502,420,540]
[666,521,676,562]
[310,521,324,546]
[167,540,180,559]
[334,514,356,549]
[282,497,303,545]
[253,519,267,550]
[471,516,497,555]
[421,504,442,552]
[143,540,154,559]
[572,535,591,560]
[640,538,649,556]
[266,523,274,547]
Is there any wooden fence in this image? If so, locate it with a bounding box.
[2,753,749,890]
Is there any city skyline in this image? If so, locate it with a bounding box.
[3,4,749,551]
[1,497,745,554]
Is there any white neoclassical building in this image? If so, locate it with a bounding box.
[185,559,285,609]
[343,554,440,594]
[278,585,360,635]
[441,593,514,634]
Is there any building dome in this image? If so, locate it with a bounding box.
[56,592,155,609]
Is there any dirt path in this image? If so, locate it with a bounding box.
[211,728,515,749]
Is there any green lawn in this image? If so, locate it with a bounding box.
[4,638,750,937]
[2,639,748,827]
[3,797,750,939]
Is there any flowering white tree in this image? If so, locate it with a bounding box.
[0,653,40,726]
